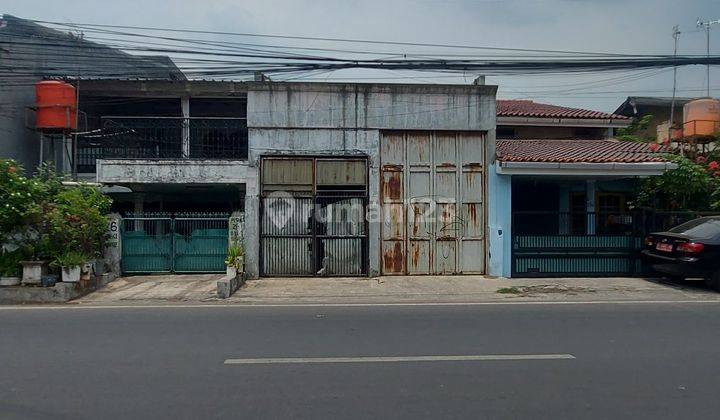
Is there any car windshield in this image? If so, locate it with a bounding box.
[668,217,720,240]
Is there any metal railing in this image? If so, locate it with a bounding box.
[512,211,638,236]
[77,116,248,172]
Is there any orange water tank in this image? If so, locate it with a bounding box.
[683,98,720,138]
[35,81,77,131]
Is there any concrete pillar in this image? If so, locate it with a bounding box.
[367,156,380,277]
[586,180,596,235]
[607,127,615,138]
[181,97,190,158]
[244,166,260,279]
[103,213,122,275]
[487,129,512,277]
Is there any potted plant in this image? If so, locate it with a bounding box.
[19,241,51,286]
[51,251,86,283]
[225,245,244,278]
[0,250,22,286]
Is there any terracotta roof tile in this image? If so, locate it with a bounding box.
[497,100,628,120]
[496,139,665,163]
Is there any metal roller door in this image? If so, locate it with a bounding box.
[381,131,486,275]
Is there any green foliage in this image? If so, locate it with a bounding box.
[0,159,112,261]
[0,250,24,277]
[48,186,112,258]
[635,155,720,211]
[51,251,87,268]
[0,160,45,235]
[616,115,655,143]
[225,244,244,268]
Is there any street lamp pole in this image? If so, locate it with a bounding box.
[697,18,720,97]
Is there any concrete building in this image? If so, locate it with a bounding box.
[73,79,498,278]
[614,96,693,140]
[0,14,183,172]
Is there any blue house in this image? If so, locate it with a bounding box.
[490,101,675,277]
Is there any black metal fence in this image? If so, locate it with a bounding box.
[511,209,720,278]
[77,116,248,172]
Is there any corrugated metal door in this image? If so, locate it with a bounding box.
[381,131,485,275]
[260,157,368,276]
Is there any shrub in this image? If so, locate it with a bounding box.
[225,245,244,269]
[48,186,112,258]
[51,251,87,268]
[0,250,24,277]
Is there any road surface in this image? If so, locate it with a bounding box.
[2,302,720,419]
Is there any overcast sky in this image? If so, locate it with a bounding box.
[4,0,720,112]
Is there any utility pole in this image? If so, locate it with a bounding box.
[697,18,720,97]
[670,25,680,134]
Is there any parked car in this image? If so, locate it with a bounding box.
[642,216,720,291]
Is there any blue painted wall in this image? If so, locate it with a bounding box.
[487,161,512,277]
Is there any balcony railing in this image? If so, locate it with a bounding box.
[77,116,248,173]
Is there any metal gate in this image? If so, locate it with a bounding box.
[510,211,642,277]
[121,216,229,274]
[260,157,368,276]
[380,131,486,275]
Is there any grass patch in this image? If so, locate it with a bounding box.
[496,286,522,294]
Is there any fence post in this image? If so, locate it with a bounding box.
[103,213,122,275]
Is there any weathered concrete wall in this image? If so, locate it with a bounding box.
[247,82,495,131]
[96,159,250,184]
[244,82,497,279]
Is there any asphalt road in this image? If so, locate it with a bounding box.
[2,302,720,419]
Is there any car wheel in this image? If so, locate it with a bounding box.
[705,272,720,292]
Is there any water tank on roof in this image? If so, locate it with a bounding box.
[35,81,77,131]
[683,98,720,138]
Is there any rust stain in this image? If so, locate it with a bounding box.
[412,204,423,236]
[438,163,455,168]
[411,243,420,270]
[467,203,478,227]
[465,172,475,186]
[383,242,405,273]
[381,172,402,201]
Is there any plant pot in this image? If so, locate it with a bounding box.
[0,276,21,287]
[80,262,93,281]
[61,266,81,283]
[21,261,46,285]
[41,274,59,287]
[226,265,237,278]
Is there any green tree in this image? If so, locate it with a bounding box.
[635,155,719,210]
[616,114,655,143]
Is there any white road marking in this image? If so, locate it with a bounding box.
[1,300,720,310]
[223,354,576,365]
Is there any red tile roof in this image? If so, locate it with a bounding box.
[497,100,629,120]
[496,139,665,163]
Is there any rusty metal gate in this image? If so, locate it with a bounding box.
[260,157,368,276]
[380,131,486,275]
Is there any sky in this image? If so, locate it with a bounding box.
[4,0,720,112]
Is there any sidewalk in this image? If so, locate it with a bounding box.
[68,273,720,305]
[226,276,720,305]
